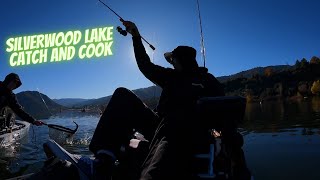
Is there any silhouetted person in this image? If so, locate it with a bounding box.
[0,73,44,129]
[83,20,225,180]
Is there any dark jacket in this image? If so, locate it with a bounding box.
[0,81,36,124]
[132,37,226,179]
[132,37,225,118]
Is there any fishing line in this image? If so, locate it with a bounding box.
[31,125,40,152]
[196,0,206,68]
[151,32,157,101]
[37,88,53,116]
[36,88,78,133]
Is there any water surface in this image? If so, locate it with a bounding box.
[1,99,320,180]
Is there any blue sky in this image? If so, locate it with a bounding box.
[1,0,319,99]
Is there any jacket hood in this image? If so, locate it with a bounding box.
[3,73,22,88]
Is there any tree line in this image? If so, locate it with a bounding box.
[223,56,320,102]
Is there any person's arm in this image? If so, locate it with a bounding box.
[7,93,37,124]
[133,37,172,86]
[123,21,172,87]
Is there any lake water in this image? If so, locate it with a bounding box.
[1,99,320,180]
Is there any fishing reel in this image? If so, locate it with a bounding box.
[116,26,155,50]
[117,26,127,36]
[99,0,155,50]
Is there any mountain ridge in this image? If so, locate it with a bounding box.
[217,65,292,82]
[16,91,64,119]
[16,61,318,119]
[53,64,291,107]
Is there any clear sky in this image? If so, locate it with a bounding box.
[1,0,319,99]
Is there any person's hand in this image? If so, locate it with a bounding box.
[33,120,45,126]
[122,21,140,37]
[129,139,141,148]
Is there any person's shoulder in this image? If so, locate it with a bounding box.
[0,84,13,95]
[0,89,16,104]
[3,88,16,98]
[198,67,211,75]
[197,68,222,85]
[197,67,214,77]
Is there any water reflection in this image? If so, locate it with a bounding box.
[243,99,320,180]
[243,99,320,133]
[311,96,320,113]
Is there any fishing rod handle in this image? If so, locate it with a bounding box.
[149,44,156,51]
[141,36,156,50]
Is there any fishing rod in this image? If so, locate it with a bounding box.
[98,0,155,50]
[196,0,206,68]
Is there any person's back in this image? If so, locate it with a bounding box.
[128,28,224,118]
[155,66,224,117]
[0,75,19,130]
[153,68,224,179]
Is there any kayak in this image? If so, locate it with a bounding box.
[9,139,91,180]
[0,120,30,147]
[39,140,254,180]
[42,139,90,180]
[8,96,254,179]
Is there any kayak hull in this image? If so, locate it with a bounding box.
[43,139,90,180]
[0,120,30,147]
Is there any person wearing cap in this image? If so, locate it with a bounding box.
[78,20,225,180]
[123,20,225,179]
[0,73,44,127]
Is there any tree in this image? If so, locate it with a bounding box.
[300,58,309,68]
[298,82,308,97]
[310,56,320,64]
[245,89,254,102]
[295,60,301,68]
[311,80,320,96]
[264,67,273,77]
